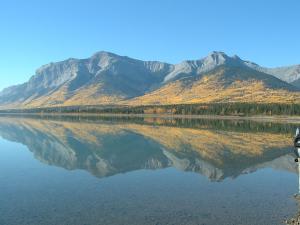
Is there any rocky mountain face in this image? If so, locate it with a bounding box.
[0,51,300,108]
[245,62,300,84]
[0,51,173,108]
[129,65,300,105]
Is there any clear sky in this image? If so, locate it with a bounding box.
[0,0,299,91]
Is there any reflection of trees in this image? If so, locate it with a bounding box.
[0,116,295,181]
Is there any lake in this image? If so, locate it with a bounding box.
[0,115,299,225]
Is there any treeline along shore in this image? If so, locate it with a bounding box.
[2,103,300,116]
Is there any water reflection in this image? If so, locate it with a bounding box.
[286,142,300,225]
[0,115,296,181]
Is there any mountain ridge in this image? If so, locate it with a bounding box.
[1,51,300,109]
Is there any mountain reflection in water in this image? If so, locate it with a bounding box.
[0,115,297,181]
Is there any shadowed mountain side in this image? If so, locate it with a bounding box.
[0,117,295,180]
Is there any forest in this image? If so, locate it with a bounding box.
[2,103,300,116]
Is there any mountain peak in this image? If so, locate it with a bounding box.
[91,51,121,59]
[202,51,231,66]
[163,51,237,82]
[88,51,125,70]
[232,54,241,60]
[208,51,228,57]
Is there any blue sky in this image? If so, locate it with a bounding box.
[0,0,299,91]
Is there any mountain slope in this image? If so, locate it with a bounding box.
[245,62,300,84]
[127,65,300,105]
[0,51,300,108]
[0,51,172,108]
[163,52,247,83]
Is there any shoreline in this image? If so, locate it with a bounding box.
[1,112,300,123]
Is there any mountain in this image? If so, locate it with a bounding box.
[0,51,172,108]
[245,62,300,84]
[1,51,300,108]
[129,61,300,105]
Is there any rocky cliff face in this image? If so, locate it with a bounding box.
[1,51,299,108]
[246,62,300,84]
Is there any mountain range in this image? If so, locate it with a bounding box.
[1,51,300,109]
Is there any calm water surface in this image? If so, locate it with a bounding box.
[0,115,299,225]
